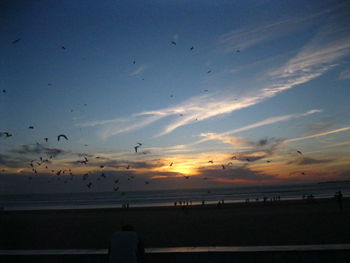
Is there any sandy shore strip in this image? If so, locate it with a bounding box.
[1,197,349,249]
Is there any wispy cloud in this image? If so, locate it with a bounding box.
[287,157,334,165]
[338,68,350,79]
[130,64,148,76]
[79,13,349,140]
[303,121,333,136]
[286,126,350,143]
[196,109,321,145]
[218,5,341,53]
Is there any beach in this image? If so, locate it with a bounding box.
[1,197,349,250]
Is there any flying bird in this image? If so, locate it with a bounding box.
[236,49,240,53]
[61,46,66,50]
[190,46,194,50]
[137,142,142,146]
[171,41,176,45]
[57,134,68,141]
[231,156,237,160]
[44,138,48,142]
[114,179,119,184]
[100,165,104,169]
[297,150,303,155]
[12,38,21,44]
[184,176,189,179]
[222,165,225,170]
[2,89,6,93]
[113,187,119,191]
[204,89,209,92]
[145,181,149,185]
[126,165,130,169]
[133,60,136,64]
[87,182,92,188]
[266,160,271,163]
[28,126,34,129]
[207,70,212,74]
[0,132,12,137]
[208,160,214,163]
[169,162,173,167]
[134,145,140,153]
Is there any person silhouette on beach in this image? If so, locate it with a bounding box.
[109,225,145,263]
[335,191,343,211]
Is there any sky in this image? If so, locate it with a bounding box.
[1,0,350,194]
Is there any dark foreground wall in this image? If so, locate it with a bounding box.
[2,250,350,263]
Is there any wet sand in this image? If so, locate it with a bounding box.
[1,197,349,249]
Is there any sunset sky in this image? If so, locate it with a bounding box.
[1,0,350,194]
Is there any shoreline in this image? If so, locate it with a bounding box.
[2,195,346,212]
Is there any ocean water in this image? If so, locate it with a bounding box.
[1,182,349,211]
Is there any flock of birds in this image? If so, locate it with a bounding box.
[0,37,308,193]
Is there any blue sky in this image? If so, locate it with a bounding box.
[1,0,350,194]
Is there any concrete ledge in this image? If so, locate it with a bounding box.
[1,244,350,255]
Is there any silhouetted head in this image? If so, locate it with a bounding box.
[122,224,135,231]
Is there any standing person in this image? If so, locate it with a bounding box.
[109,225,145,263]
[336,190,343,211]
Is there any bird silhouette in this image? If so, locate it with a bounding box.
[190,46,194,50]
[266,160,271,163]
[297,150,303,155]
[145,181,149,184]
[28,126,34,129]
[2,89,6,93]
[208,160,214,163]
[134,145,140,153]
[133,61,136,64]
[12,38,21,44]
[100,165,104,169]
[57,134,68,141]
[169,162,173,167]
[113,187,119,191]
[184,176,189,179]
[114,179,119,184]
[204,89,209,92]
[44,138,48,142]
[137,142,142,146]
[61,46,66,50]
[236,49,240,53]
[0,132,12,137]
[87,182,92,188]
[207,70,212,74]
[171,41,176,45]
[126,165,130,169]
[222,165,225,170]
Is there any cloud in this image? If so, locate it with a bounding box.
[200,165,277,182]
[196,109,321,146]
[338,68,350,79]
[287,157,334,165]
[0,153,30,168]
[218,5,341,53]
[10,144,67,157]
[79,13,349,139]
[303,121,333,136]
[130,64,148,76]
[286,126,350,143]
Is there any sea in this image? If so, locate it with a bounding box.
[1,182,349,211]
